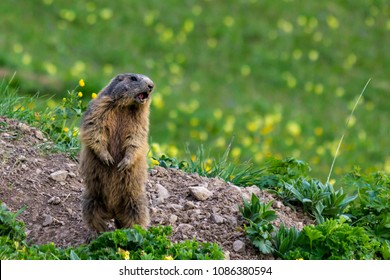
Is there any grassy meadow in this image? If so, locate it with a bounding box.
[1,0,390,181]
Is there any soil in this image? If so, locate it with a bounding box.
[0,116,313,260]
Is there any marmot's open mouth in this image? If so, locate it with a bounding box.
[136,92,149,103]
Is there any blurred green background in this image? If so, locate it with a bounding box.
[1,0,389,181]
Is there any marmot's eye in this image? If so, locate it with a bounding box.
[130,76,138,82]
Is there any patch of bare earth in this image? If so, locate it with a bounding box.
[0,116,313,259]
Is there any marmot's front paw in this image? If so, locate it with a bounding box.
[117,156,132,172]
[99,151,114,166]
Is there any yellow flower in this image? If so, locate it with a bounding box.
[152,93,164,109]
[63,127,69,133]
[326,15,339,29]
[296,258,304,260]
[190,117,199,127]
[79,79,85,87]
[204,159,213,172]
[223,16,235,27]
[308,50,319,61]
[231,147,241,158]
[314,127,323,136]
[117,248,130,260]
[91,92,97,99]
[261,124,274,135]
[62,97,67,102]
[78,92,83,98]
[286,121,301,137]
[151,159,160,167]
[241,65,251,77]
[163,255,174,260]
[72,128,79,137]
[213,109,223,120]
[167,145,179,157]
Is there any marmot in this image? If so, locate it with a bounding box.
[79,73,154,232]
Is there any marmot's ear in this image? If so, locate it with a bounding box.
[116,74,126,82]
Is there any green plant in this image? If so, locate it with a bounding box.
[272,223,301,259]
[239,194,277,254]
[256,158,313,201]
[244,220,275,254]
[321,183,357,219]
[0,204,26,242]
[283,179,330,215]
[281,218,381,260]
[344,171,390,241]
[239,194,277,224]
[264,157,311,180]
[281,178,356,223]
[151,154,187,169]
[0,205,224,260]
[70,226,224,260]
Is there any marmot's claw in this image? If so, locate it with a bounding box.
[100,151,114,166]
[117,157,131,172]
[105,158,114,166]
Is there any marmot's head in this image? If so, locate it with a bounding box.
[101,73,154,106]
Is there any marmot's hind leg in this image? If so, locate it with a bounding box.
[82,197,108,232]
[114,195,150,229]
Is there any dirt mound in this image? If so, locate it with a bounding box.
[0,116,313,259]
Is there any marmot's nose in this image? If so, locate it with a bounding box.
[142,76,154,91]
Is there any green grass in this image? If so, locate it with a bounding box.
[1,0,390,181]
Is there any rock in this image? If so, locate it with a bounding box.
[189,209,201,220]
[36,168,42,175]
[18,155,27,162]
[48,196,61,205]
[34,130,44,140]
[169,204,184,211]
[169,214,178,224]
[188,185,213,201]
[156,183,169,203]
[241,185,261,201]
[176,223,194,233]
[66,163,77,168]
[211,213,224,224]
[68,172,76,178]
[49,170,68,182]
[18,123,30,132]
[233,240,246,253]
[225,215,238,226]
[184,201,196,210]
[223,250,231,260]
[272,201,283,209]
[149,169,158,176]
[42,214,53,227]
[227,183,242,195]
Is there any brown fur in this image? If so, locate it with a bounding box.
[79,73,154,232]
